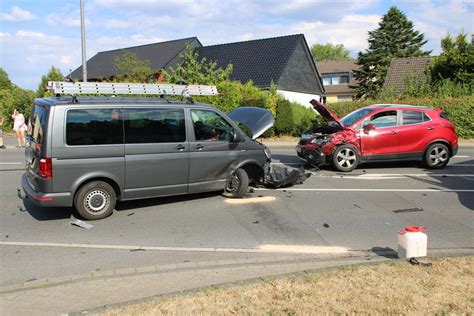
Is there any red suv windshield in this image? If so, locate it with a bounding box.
[340,108,374,127]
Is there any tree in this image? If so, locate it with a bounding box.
[0,69,35,128]
[164,44,233,85]
[36,66,64,97]
[353,6,430,99]
[0,68,13,90]
[429,32,474,85]
[113,52,155,82]
[310,43,350,61]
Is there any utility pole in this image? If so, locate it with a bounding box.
[80,0,87,82]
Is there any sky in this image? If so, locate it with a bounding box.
[0,0,472,90]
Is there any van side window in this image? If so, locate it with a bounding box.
[29,104,48,144]
[124,108,185,143]
[191,110,233,142]
[66,109,123,145]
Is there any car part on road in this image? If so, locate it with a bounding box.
[70,217,94,229]
[393,207,424,213]
[408,257,432,267]
[263,165,311,188]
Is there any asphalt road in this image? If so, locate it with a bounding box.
[0,147,473,288]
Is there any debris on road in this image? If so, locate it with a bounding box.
[252,220,259,224]
[130,248,146,252]
[393,207,424,213]
[127,212,135,216]
[323,223,330,228]
[70,217,94,229]
[353,204,362,209]
[264,165,311,188]
[408,257,432,267]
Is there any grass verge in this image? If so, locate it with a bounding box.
[101,257,473,315]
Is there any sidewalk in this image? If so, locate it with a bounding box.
[0,248,472,315]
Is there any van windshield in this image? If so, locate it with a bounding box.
[28,104,48,144]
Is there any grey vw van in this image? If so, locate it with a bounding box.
[21,84,273,220]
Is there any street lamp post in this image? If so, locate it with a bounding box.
[80,0,87,82]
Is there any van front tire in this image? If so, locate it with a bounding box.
[223,168,249,198]
[74,181,116,220]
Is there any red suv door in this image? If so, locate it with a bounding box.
[398,110,434,155]
[360,110,400,157]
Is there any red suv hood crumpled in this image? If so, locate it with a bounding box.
[310,99,344,129]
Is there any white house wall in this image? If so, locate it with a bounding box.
[276,90,321,109]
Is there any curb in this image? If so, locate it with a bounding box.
[74,249,474,315]
[1,248,472,295]
[0,250,374,294]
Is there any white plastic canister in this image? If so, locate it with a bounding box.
[398,226,428,259]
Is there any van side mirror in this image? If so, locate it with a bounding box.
[363,123,375,134]
[230,129,242,142]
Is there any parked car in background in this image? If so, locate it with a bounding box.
[296,100,458,172]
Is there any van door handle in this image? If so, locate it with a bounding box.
[194,144,204,150]
[174,144,185,151]
[390,131,398,135]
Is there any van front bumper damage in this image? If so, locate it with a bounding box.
[19,174,72,207]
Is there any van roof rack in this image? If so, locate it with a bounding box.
[46,82,219,98]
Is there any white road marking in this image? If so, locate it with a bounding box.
[225,196,276,204]
[453,155,469,158]
[315,173,474,180]
[255,188,474,192]
[0,241,349,254]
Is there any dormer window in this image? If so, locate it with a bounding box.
[322,73,350,85]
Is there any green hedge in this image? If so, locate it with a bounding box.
[274,98,316,136]
[327,96,474,139]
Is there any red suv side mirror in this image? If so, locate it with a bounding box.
[363,123,375,134]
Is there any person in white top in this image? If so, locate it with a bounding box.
[12,109,27,148]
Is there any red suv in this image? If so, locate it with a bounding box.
[296,100,458,172]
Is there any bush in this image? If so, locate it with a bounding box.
[327,96,474,139]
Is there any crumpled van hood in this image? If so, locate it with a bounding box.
[228,107,274,139]
[310,99,345,129]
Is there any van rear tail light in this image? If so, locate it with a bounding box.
[38,157,52,179]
